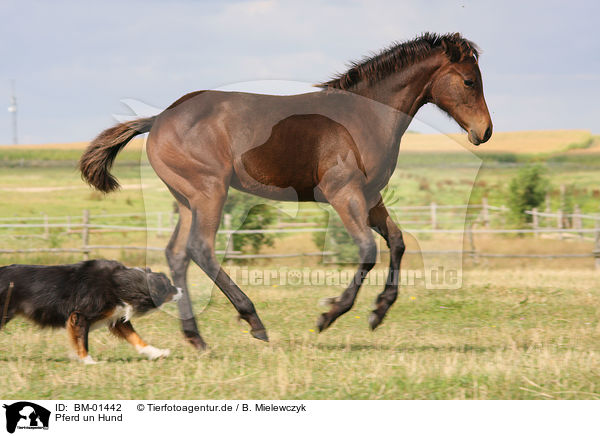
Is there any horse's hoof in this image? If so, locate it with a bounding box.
[317,313,332,332]
[184,331,208,351]
[368,312,384,331]
[251,328,269,342]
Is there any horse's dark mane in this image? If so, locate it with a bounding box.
[317,32,479,90]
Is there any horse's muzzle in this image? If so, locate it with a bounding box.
[468,124,493,146]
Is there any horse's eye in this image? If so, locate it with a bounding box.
[464,79,474,88]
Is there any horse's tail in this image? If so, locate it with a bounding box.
[79,116,156,193]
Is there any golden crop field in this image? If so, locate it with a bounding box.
[400,129,592,154]
[4,130,593,155]
[5,137,146,151]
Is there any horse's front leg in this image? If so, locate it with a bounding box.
[367,200,405,330]
[317,182,378,332]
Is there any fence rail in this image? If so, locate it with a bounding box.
[1,200,599,267]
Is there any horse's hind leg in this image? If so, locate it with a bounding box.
[367,200,405,330]
[317,183,377,332]
[186,181,268,342]
[166,203,207,350]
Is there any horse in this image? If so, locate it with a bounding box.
[79,32,492,350]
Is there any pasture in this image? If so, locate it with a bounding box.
[1,130,600,399]
[1,269,599,399]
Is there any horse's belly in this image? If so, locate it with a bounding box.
[230,114,339,202]
[231,156,319,202]
[229,176,320,202]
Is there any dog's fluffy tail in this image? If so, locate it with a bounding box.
[79,116,156,193]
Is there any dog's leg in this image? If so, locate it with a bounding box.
[66,312,96,364]
[110,320,170,360]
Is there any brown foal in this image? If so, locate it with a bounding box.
[80,33,492,350]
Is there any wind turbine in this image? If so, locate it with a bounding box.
[7,79,18,144]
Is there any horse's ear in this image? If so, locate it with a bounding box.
[441,33,464,62]
[441,38,462,63]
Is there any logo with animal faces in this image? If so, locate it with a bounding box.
[2,402,50,433]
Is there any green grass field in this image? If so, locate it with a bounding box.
[1,130,600,399]
[2,269,599,399]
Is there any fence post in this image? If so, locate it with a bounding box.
[482,197,490,228]
[467,222,478,264]
[430,202,437,230]
[573,204,583,238]
[557,208,564,240]
[157,212,163,237]
[544,193,551,229]
[43,214,49,240]
[82,210,90,260]
[224,213,233,264]
[595,219,600,270]
[532,208,539,237]
[560,184,570,229]
[66,215,71,232]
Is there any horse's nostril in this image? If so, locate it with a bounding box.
[483,126,492,142]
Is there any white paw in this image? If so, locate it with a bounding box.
[67,350,79,361]
[81,355,98,365]
[139,345,170,360]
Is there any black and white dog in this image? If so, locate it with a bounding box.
[0,259,182,364]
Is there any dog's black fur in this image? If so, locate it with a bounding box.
[0,259,178,328]
[0,259,180,362]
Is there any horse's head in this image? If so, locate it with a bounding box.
[429,40,493,145]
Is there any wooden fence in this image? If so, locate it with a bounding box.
[1,201,599,267]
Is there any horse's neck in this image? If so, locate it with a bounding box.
[349,55,443,120]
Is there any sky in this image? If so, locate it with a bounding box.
[0,0,598,144]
